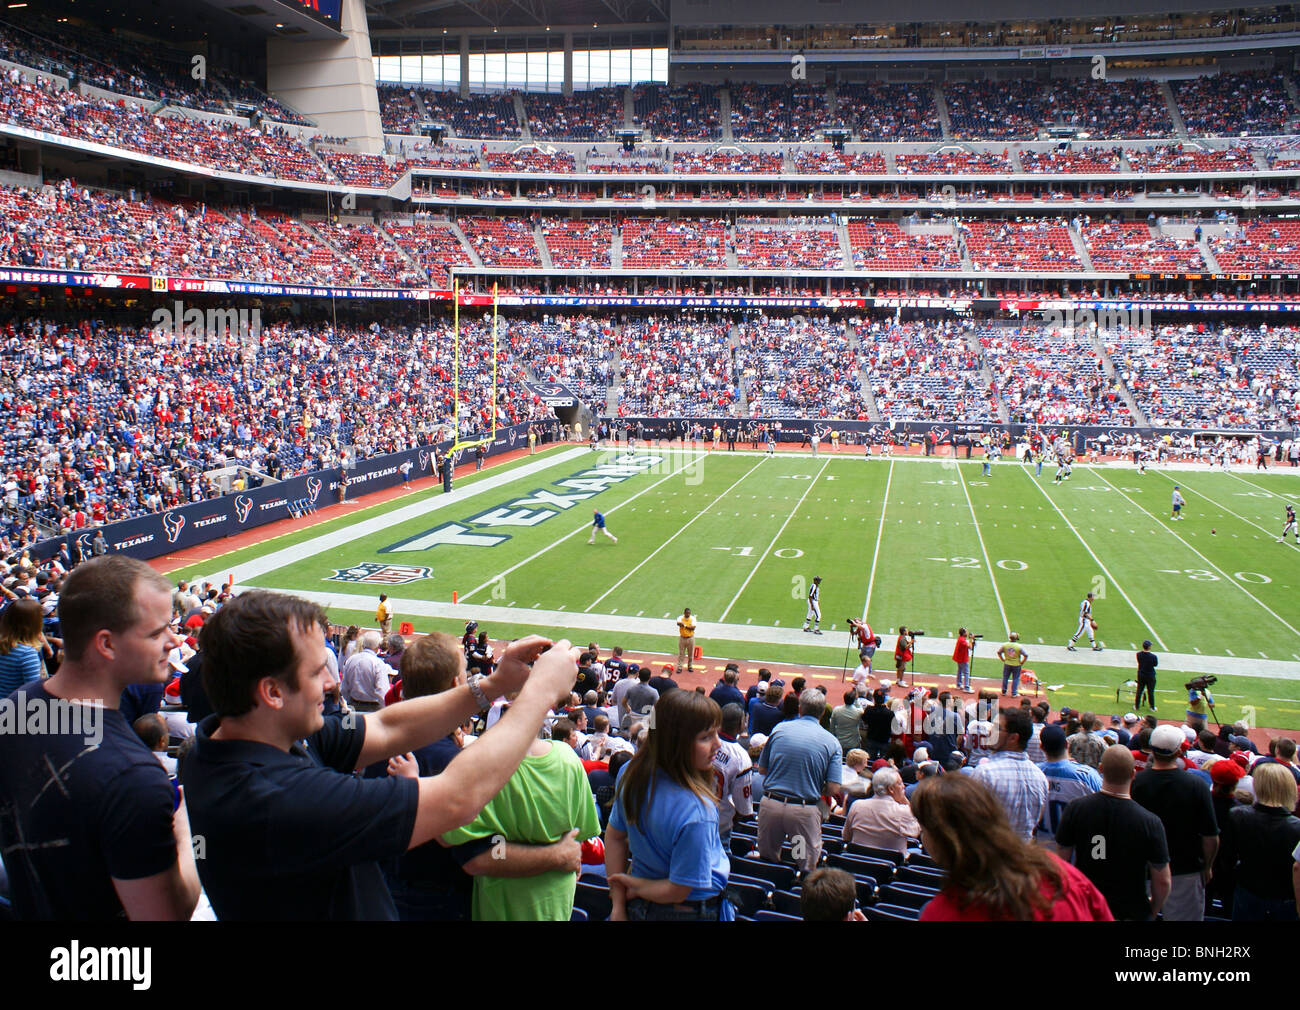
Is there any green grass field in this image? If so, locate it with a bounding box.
[175,444,1300,730]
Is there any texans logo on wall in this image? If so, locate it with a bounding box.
[76,532,94,556]
[812,423,833,440]
[307,477,322,503]
[507,428,518,448]
[533,383,566,397]
[326,563,432,585]
[234,495,254,523]
[418,450,429,471]
[163,512,186,544]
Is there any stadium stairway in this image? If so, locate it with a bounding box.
[1198,230,1223,274]
[836,221,854,269]
[1090,330,1150,427]
[846,321,883,422]
[966,330,1010,423]
[605,345,621,415]
[1160,80,1190,141]
[719,87,733,142]
[379,224,426,277]
[609,227,624,268]
[1067,221,1096,272]
[448,220,483,267]
[513,93,530,140]
[1284,75,1300,131]
[933,83,953,141]
[534,222,554,270]
[622,87,635,131]
[411,89,429,123]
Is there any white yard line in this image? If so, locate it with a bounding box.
[1090,468,1300,640]
[957,461,1010,636]
[1227,471,1300,498]
[1020,465,1168,650]
[264,587,1300,682]
[585,457,770,613]
[1153,471,1279,540]
[862,459,894,622]
[459,450,708,603]
[193,447,591,587]
[718,456,831,623]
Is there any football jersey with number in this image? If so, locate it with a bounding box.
[712,737,753,840]
[1038,760,1102,843]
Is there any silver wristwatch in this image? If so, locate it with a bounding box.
[466,673,491,711]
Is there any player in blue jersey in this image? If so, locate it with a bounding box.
[588,509,618,545]
[1035,726,1102,845]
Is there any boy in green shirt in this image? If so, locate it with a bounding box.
[442,734,600,921]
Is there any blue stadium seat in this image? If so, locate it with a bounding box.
[730,856,796,891]
[772,889,804,916]
[570,906,589,922]
[574,880,611,921]
[865,903,921,922]
[727,879,772,917]
[847,842,906,865]
[879,883,937,910]
[829,852,895,882]
[895,865,946,888]
[755,909,802,921]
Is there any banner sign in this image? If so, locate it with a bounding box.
[524,381,580,407]
[36,423,532,563]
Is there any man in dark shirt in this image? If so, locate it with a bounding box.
[182,590,580,920]
[862,688,896,761]
[709,667,746,712]
[1057,745,1170,920]
[1133,724,1219,921]
[574,654,599,697]
[0,556,199,919]
[648,665,678,695]
[1134,641,1158,711]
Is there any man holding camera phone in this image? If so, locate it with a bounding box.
[182,590,581,920]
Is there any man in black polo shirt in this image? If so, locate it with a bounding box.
[0,556,200,919]
[648,665,678,695]
[1056,745,1171,921]
[1133,724,1219,922]
[183,590,579,920]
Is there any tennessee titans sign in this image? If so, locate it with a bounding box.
[326,563,432,585]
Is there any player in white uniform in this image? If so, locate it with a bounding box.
[1067,592,1101,651]
[1280,503,1297,545]
[711,704,754,844]
[802,575,823,634]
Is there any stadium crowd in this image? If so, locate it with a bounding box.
[1,564,1295,923]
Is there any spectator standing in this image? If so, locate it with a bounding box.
[862,687,896,761]
[1036,725,1101,845]
[0,556,199,919]
[623,667,658,730]
[748,681,785,738]
[1068,713,1106,770]
[1133,724,1220,921]
[830,688,864,754]
[973,706,1049,842]
[438,717,599,920]
[0,599,45,693]
[182,591,580,920]
[341,631,391,711]
[1223,763,1300,921]
[606,690,732,920]
[676,607,697,673]
[708,666,745,711]
[952,628,972,691]
[912,775,1113,921]
[1055,746,1171,921]
[755,689,843,871]
[1134,640,1158,711]
[376,594,392,637]
[712,703,753,843]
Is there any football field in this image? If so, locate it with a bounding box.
[176,444,1300,729]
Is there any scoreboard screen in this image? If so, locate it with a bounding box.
[279,0,341,26]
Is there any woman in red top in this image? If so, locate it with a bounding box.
[912,774,1113,922]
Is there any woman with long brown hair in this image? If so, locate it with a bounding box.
[0,599,48,694]
[911,774,1112,921]
[605,688,732,921]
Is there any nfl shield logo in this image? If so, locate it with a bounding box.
[326,563,432,585]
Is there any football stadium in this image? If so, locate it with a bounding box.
[0,0,1298,945]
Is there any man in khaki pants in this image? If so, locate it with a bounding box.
[755,690,844,872]
[376,593,392,637]
[676,607,696,673]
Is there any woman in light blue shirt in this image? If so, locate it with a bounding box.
[606,689,732,921]
[0,599,45,695]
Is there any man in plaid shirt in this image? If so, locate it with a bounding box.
[973,706,1048,842]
